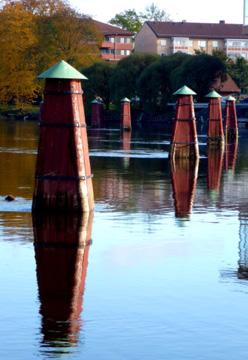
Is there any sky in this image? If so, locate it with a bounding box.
[70,0,244,24]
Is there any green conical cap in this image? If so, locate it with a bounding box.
[173,85,196,96]
[91,99,100,104]
[38,60,88,80]
[205,90,222,98]
[226,95,236,102]
[121,97,130,102]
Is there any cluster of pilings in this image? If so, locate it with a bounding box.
[170,85,238,218]
[91,97,132,131]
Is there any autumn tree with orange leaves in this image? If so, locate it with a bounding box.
[0,0,102,105]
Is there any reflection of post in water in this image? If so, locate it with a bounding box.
[224,140,238,172]
[122,130,131,168]
[171,158,199,218]
[207,146,224,192]
[238,211,248,279]
[33,212,93,350]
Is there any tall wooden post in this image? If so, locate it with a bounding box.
[32,60,94,213]
[121,97,132,131]
[170,86,199,160]
[91,99,103,127]
[33,212,93,346]
[171,158,199,218]
[224,96,238,142]
[224,140,238,172]
[206,90,224,148]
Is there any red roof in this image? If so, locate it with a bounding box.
[93,20,134,36]
[213,74,241,94]
[146,21,248,39]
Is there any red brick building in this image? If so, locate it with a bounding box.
[93,20,134,61]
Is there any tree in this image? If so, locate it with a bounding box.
[141,2,171,22]
[228,57,248,93]
[137,53,190,113]
[109,3,171,33]
[109,9,142,33]
[83,61,116,110]
[0,2,39,104]
[110,53,159,102]
[170,54,226,100]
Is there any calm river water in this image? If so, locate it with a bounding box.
[1,120,248,359]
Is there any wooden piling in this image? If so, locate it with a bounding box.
[170,86,199,160]
[32,60,94,212]
[206,90,224,148]
[91,99,103,127]
[121,97,132,131]
[224,139,238,172]
[224,96,238,142]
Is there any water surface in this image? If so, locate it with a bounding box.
[0,120,248,359]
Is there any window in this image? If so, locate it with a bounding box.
[160,39,167,46]
[188,40,193,47]
[212,40,218,48]
[105,36,115,43]
[198,40,206,48]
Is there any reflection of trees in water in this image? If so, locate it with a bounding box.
[33,213,93,355]
[0,121,37,198]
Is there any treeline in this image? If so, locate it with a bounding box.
[83,52,227,114]
[0,0,102,105]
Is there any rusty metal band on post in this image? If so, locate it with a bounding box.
[39,122,87,128]
[34,239,92,249]
[176,118,196,122]
[44,90,84,95]
[36,174,93,181]
[178,103,193,106]
[173,141,197,145]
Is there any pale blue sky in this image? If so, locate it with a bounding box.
[70,0,244,24]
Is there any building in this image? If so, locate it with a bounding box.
[135,20,248,60]
[93,20,134,61]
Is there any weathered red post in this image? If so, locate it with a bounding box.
[224,96,238,142]
[121,97,131,131]
[32,60,94,212]
[206,90,224,147]
[207,146,224,193]
[33,212,93,345]
[91,99,103,127]
[171,158,199,218]
[170,86,199,160]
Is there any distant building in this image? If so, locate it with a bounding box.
[93,20,134,61]
[135,21,248,60]
[213,74,241,96]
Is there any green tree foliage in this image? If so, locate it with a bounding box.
[137,53,190,113]
[109,3,171,32]
[171,54,226,100]
[110,53,159,102]
[227,57,248,93]
[141,2,171,22]
[83,61,116,110]
[109,9,142,33]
